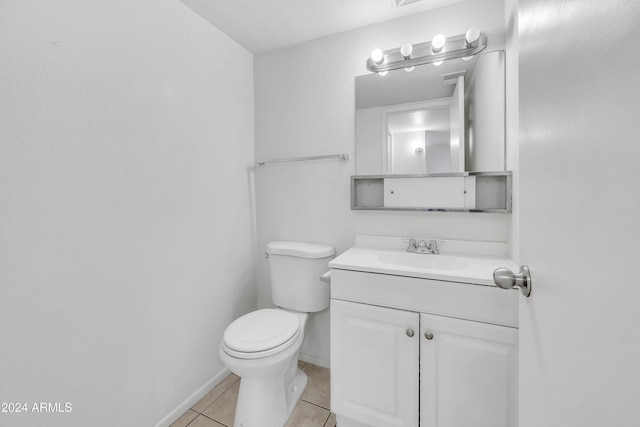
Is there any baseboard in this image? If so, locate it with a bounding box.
[154,367,231,427]
[299,353,330,369]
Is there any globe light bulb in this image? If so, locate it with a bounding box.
[465,27,481,46]
[404,66,415,73]
[400,43,413,59]
[432,33,446,53]
[371,48,384,64]
[378,70,388,77]
[433,60,444,66]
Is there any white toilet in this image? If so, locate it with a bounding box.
[219,241,334,427]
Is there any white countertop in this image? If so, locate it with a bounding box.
[329,246,518,286]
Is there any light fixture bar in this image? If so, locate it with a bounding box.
[366,32,487,73]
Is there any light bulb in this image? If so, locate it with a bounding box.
[378,71,388,77]
[465,27,481,46]
[404,66,415,73]
[462,56,473,61]
[371,48,384,64]
[400,43,413,59]
[432,33,446,53]
[433,60,444,66]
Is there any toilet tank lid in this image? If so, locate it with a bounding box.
[267,241,335,259]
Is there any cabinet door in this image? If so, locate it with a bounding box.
[331,299,419,427]
[420,313,518,427]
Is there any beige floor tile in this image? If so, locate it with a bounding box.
[298,360,307,369]
[201,379,240,426]
[324,413,337,427]
[187,415,226,427]
[301,364,330,409]
[192,374,239,413]
[284,400,330,427]
[169,409,199,427]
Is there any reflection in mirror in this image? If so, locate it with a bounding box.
[355,50,505,176]
[387,105,451,174]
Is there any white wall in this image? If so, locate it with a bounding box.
[391,131,427,175]
[466,50,506,171]
[505,0,519,261]
[254,0,509,365]
[0,1,255,426]
[518,0,640,425]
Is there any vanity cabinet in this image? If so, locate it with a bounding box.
[331,299,419,427]
[420,313,518,427]
[330,268,519,427]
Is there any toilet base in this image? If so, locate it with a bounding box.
[233,368,308,427]
[285,368,308,417]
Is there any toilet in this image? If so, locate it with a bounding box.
[219,241,334,427]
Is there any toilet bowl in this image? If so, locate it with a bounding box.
[219,241,334,427]
[219,309,309,427]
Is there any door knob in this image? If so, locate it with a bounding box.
[493,266,532,297]
[424,331,434,340]
[406,329,415,337]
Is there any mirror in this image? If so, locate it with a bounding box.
[355,50,505,175]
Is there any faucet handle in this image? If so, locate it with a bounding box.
[427,240,444,254]
[403,238,418,252]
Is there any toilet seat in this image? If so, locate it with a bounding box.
[222,309,301,359]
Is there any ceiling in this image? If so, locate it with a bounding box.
[180,0,466,54]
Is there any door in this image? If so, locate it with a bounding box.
[331,299,419,427]
[420,313,518,427]
[518,1,640,426]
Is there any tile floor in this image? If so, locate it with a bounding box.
[170,362,336,427]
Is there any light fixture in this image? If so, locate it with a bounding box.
[433,60,443,66]
[404,66,415,72]
[378,71,388,77]
[431,34,446,53]
[400,43,413,59]
[366,28,487,74]
[371,48,384,65]
[465,27,481,47]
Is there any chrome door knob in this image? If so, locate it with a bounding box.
[406,329,415,337]
[493,266,532,297]
[424,331,434,340]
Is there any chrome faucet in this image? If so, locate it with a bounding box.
[405,238,443,254]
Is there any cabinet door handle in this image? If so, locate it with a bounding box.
[406,329,415,337]
[424,331,434,340]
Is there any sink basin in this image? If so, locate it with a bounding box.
[378,252,470,271]
[329,247,516,285]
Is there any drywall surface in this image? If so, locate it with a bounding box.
[254,0,508,365]
[0,1,255,426]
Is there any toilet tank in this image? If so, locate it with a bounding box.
[267,241,335,313]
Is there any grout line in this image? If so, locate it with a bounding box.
[321,412,331,427]
[191,375,240,415]
[200,412,229,427]
[300,397,332,413]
